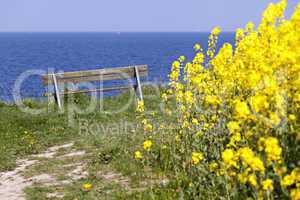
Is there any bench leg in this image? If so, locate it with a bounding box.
[134,66,143,101]
[52,73,62,110]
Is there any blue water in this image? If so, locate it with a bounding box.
[0,32,235,101]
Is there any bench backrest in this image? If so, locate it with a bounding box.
[42,65,148,110]
[42,65,148,85]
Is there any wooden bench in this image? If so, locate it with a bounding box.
[42,65,148,110]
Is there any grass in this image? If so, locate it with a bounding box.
[0,86,177,199]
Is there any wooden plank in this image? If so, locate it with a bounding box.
[42,65,148,85]
[51,65,147,78]
[45,85,132,96]
[44,71,147,85]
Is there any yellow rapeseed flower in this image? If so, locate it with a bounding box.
[192,152,204,165]
[235,101,250,119]
[192,118,199,125]
[238,147,265,172]
[262,179,274,191]
[222,149,237,168]
[135,0,300,198]
[143,140,153,151]
[179,55,186,62]
[291,188,300,200]
[83,183,93,191]
[194,43,202,52]
[269,112,281,126]
[264,137,282,162]
[227,121,240,134]
[209,162,218,171]
[289,114,296,121]
[134,151,143,160]
[211,26,221,35]
[248,174,258,187]
[136,100,144,113]
[144,123,153,132]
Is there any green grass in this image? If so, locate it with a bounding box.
[0,87,176,199]
[0,88,142,171]
[0,101,74,171]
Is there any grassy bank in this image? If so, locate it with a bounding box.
[0,87,177,199]
[0,89,138,171]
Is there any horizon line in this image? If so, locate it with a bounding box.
[0,31,236,34]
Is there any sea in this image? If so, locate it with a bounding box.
[0,32,235,102]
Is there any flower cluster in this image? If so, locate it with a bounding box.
[134,0,300,199]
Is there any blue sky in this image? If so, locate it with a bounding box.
[0,0,298,32]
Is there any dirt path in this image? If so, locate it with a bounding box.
[0,142,87,200]
[0,141,169,200]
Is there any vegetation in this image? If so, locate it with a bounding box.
[134,1,300,199]
[0,88,177,199]
[1,1,300,199]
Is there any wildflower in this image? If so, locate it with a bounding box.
[258,137,266,151]
[170,61,181,81]
[211,26,221,35]
[222,149,237,168]
[274,166,287,177]
[196,131,203,137]
[83,183,93,191]
[291,188,300,200]
[172,60,180,68]
[289,114,296,121]
[144,123,153,132]
[175,134,181,142]
[143,140,153,151]
[211,115,217,121]
[136,100,144,113]
[248,174,258,187]
[264,137,282,162]
[191,152,204,165]
[238,147,265,172]
[235,101,250,119]
[134,0,300,198]
[259,137,282,163]
[248,72,261,88]
[227,121,240,134]
[192,118,199,125]
[185,91,194,104]
[245,131,253,138]
[282,168,300,187]
[179,55,186,62]
[222,149,234,164]
[250,94,269,112]
[205,95,221,107]
[246,21,255,32]
[236,28,244,41]
[269,112,281,126]
[141,118,147,124]
[134,151,143,160]
[227,132,241,147]
[209,162,218,172]
[262,179,274,191]
[238,172,248,184]
[162,93,168,101]
[282,174,295,186]
[193,52,205,64]
[194,43,202,52]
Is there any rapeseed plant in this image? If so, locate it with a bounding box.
[135,0,300,199]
